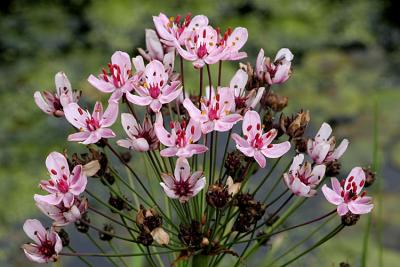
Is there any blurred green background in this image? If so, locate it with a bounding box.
[0,0,399,266]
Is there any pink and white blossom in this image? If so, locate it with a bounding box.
[322,167,373,216]
[256,48,293,85]
[183,86,242,134]
[154,113,207,158]
[138,29,165,61]
[36,197,88,227]
[126,60,181,112]
[231,110,291,168]
[220,27,248,61]
[64,101,118,145]
[88,51,135,101]
[153,13,209,47]
[283,154,326,197]
[34,152,87,208]
[34,72,80,117]
[117,113,159,152]
[230,69,265,112]
[22,219,62,263]
[174,26,225,68]
[160,157,206,202]
[307,122,349,164]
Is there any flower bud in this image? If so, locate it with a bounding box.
[294,137,308,153]
[151,227,170,245]
[201,237,210,247]
[363,167,376,187]
[121,151,132,163]
[340,263,351,267]
[341,212,360,226]
[99,224,114,241]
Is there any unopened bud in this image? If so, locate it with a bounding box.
[58,229,70,247]
[137,231,153,246]
[75,213,90,233]
[341,212,360,226]
[83,160,101,177]
[326,160,341,177]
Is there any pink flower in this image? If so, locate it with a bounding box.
[34,72,80,117]
[307,122,349,164]
[34,152,87,208]
[88,51,135,101]
[126,60,182,112]
[231,110,291,168]
[256,48,293,85]
[322,167,373,216]
[154,113,208,157]
[230,69,265,112]
[183,86,242,134]
[160,157,206,202]
[174,26,225,68]
[283,154,326,197]
[117,113,159,152]
[22,219,62,263]
[219,27,248,61]
[64,101,118,145]
[153,13,209,47]
[36,196,88,227]
[138,29,165,61]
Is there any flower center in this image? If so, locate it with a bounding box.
[149,84,161,99]
[174,179,192,197]
[57,178,69,194]
[85,117,100,131]
[102,63,128,88]
[39,239,56,258]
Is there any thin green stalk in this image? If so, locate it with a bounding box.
[109,241,129,267]
[268,216,335,266]
[276,224,345,267]
[67,246,94,267]
[85,232,119,267]
[252,158,281,195]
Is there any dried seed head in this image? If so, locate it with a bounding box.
[294,137,308,153]
[206,184,231,209]
[58,229,70,247]
[137,231,153,246]
[341,212,360,226]
[99,224,114,241]
[224,151,251,182]
[286,110,310,139]
[108,194,132,212]
[178,220,203,249]
[136,206,162,232]
[75,213,90,233]
[326,160,342,177]
[261,90,288,112]
[121,151,132,163]
[363,167,376,187]
[100,172,115,185]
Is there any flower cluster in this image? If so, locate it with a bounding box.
[25,12,374,266]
